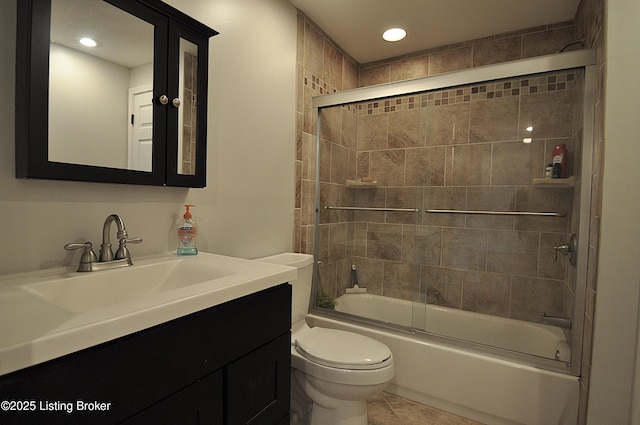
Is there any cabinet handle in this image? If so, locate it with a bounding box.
[172,97,181,108]
[158,95,169,105]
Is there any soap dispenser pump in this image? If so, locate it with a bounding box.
[177,204,198,255]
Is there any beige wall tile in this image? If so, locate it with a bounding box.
[357,114,389,150]
[367,223,403,261]
[428,46,472,75]
[519,90,574,139]
[388,109,421,148]
[469,96,519,143]
[447,144,492,186]
[473,36,522,66]
[409,226,442,266]
[515,187,571,232]
[341,107,357,150]
[462,271,511,317]
[442,228,488,271]
[487,230,540,276]
[360,64,390,86]
[522,25,576,58]
[390,55,428,82]
[406,146,446,187]
[426,103,470,146]
[424,266,463,308]
[423,186,466,227]
[491,139,545,185]
[323,41,343,90]
[383,262,419,300]
[303,21,324,76]
[370,150,406,186]
[510,276,565,322]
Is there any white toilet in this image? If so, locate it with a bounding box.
[257,253,394,425]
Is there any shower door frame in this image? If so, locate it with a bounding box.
[312,49,596,376]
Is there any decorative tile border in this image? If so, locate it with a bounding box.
[304,68,577,116]
[356,71,577,115]
[303,69,360,113]
[303,69,337,96]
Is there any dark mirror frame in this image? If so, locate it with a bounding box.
[15,0,217,187]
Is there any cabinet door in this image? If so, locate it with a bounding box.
[226,334,291,425]
[122,370,223,425]
[16,0,216,187]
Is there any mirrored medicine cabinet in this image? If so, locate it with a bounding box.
[15,0,218,187]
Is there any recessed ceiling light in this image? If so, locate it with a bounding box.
[79,37,99,47]
[382,28,406,42]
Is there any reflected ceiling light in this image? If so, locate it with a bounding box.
[526,126,533,132]
[523,137,533,144]
[383,28,406,42]
[79,37,98,47]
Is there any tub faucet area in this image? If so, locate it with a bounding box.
[64,214,142,272]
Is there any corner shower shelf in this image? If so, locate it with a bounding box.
[346,179,378,189]
[532,176,576,188]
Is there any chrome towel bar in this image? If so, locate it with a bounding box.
[325,206,420,213]
[426,209,566,217]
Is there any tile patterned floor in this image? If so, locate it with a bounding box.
[367,392,485,425]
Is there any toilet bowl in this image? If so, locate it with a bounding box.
[256,253,395,425]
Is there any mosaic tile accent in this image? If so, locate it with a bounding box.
[303,69,337,96]
[303,68,357,112]
[352,71,576,115]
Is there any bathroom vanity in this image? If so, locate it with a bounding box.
[0,253,295,425]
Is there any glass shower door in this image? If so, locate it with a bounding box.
[313,102,420,329]
[310,55,595,372]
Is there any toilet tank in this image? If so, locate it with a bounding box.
[256,253,314,324]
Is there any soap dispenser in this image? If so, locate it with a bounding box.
[177,204,198,255]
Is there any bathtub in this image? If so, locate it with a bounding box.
[335,293,571,361]
[307,293,579,425]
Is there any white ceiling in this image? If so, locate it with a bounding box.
[51,0,154,68]
[289,0,581,64]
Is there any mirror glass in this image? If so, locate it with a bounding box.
[178,38,198,176]
[48,0,154,171]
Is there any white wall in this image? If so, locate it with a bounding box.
[0,0,297,275]
[587,0,640,423]
[49,43,130,168]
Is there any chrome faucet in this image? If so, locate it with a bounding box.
[64,214,142,272]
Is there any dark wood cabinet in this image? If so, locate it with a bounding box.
[0,284,291,425]
[16,0,217,187]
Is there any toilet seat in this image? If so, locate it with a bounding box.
[295,327,392,370]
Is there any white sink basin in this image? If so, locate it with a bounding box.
[22,258,237,313]
[0,252,296,376]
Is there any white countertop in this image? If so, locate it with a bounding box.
[0,252,296,376]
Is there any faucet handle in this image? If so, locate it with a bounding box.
[64,242,98,271]
[115,237,143,261]
[120,237,143,245]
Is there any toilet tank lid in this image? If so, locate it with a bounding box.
[255,253,314,269]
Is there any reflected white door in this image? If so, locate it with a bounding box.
[128,85,153,171]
